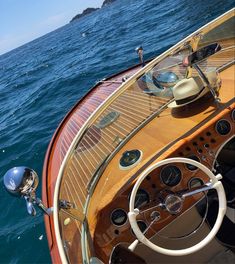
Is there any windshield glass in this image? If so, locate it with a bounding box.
[200,16,235,46]
[137,48,190,98]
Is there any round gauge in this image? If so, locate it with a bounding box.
[215,119,231,136]
[137,221,147,233]
[131,221,147,236]
[97,111,120,129]
[188,178,204,189]
[134,189,150,208]
[160,165,182,187]
[231,109,235,122]
[111,209,127,226]
[186,155,200,171]
[120,149,142,168]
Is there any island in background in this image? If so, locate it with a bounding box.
[70,0,117,23]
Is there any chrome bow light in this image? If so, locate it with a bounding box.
[3,167,52,216]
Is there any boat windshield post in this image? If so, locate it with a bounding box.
[135,46,145,67]
[183,43,222,102]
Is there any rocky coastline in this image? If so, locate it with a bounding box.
[70,0,117,23]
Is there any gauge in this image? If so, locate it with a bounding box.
[186,155,200,171]
[97,111,120,129]
[131,221,147,235]
[160,165,182,187]
[188,178,204,189]
[231,109,235,122]
[111,209,127,226]
[137,221,147,232]
[215,119,231,136]
[119,149,142,168]
[134,189,150,209]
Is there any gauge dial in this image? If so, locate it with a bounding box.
[215,119,231,136]
[134,189,150,208]
[120,149,142,168]
[160,165,182,187]
[137,221,147,232]
[188,178,204,189]
[131,221,147,235]
[111,209,127,226]
[186,155,200,171]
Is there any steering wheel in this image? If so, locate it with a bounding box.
[128,157,226,256]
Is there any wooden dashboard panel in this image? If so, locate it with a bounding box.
[92,103,234,262]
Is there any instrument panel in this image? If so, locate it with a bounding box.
[94,106,234,249]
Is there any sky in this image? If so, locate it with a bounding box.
[0,0,104,55]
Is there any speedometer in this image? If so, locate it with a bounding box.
[160,165,182,187]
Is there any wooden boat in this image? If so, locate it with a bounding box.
[3,8,235,264]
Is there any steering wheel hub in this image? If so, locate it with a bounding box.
[165,194,183,214]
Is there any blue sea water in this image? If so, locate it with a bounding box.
[0,0,234,263]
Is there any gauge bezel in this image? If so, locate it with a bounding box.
[188,177,204,189]
[128,188,150,209]
[215,119,231,136]
[131,220,148,236]
[160,165,182,187]
[119,150,143,170]
[110,208,128,227]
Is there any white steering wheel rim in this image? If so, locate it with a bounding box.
[128,157,226,256]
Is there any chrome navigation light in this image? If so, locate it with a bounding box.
[3,167,53,216]
[4,167,38,197]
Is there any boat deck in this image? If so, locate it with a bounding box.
[42,10,235,262]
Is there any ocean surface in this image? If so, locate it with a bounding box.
[0,0,234,263]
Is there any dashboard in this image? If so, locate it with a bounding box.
[94,105,235,250]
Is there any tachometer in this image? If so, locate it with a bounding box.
[160,165,182,187]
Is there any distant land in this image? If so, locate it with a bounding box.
[70,0,117,23]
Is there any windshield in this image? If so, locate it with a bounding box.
[137,48,190,98]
